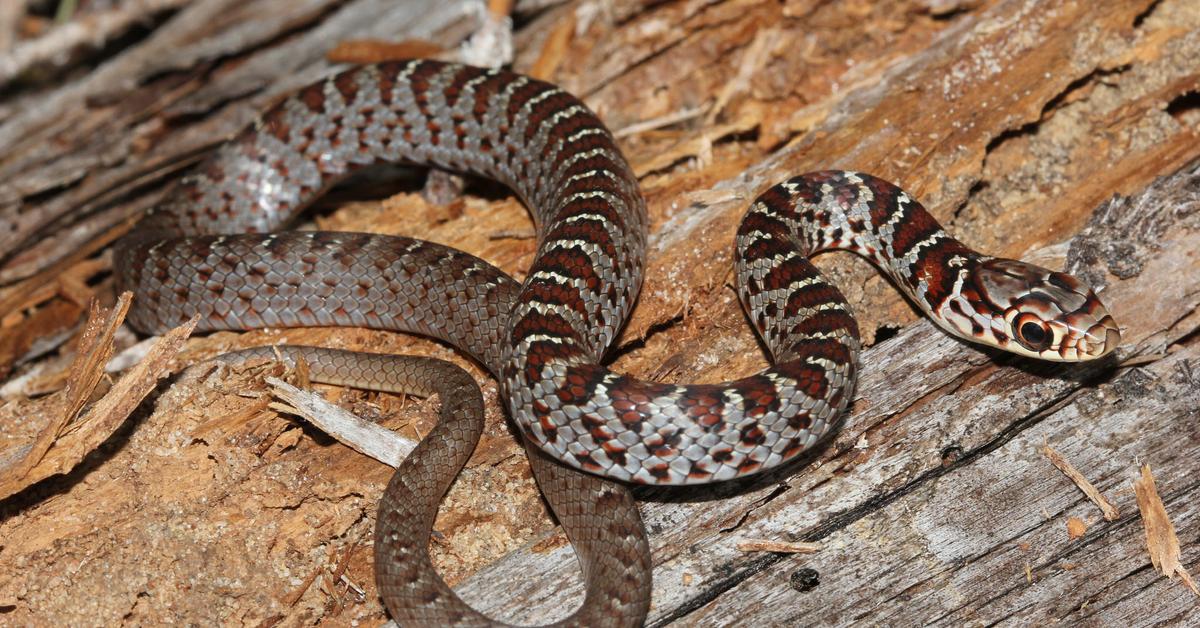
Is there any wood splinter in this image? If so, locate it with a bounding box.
[1041,444,1120,521]
[1133,464,1198,597]
[735,539,821,554]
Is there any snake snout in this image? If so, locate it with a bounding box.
[1078,316,1121,360]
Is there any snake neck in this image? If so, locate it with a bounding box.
[738,171,984,353]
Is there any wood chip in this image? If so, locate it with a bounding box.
[527,7,574,80]
[325,39,445,65]
[0,294,195,500]
[1133,464,1199,596]
[0,299,81,380]
[0,239,115,323]
[266,377,417,468]
[488,0,514,17]
[1066,516,1088,539]
[735,539,821,554]
[1041,444,1120,521]
[290,349,312,390]
[0,206,131,305]
[0,255,110,381]
[706,27,778,125]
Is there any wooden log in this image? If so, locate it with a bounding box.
[0,0,1196,623]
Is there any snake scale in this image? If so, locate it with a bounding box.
[115,60,1120,626]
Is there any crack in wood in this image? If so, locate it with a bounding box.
[659,371,1122,624]
[717,482,790,534]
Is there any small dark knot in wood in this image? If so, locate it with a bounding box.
[940,444,965,467]
[789,568,820,592]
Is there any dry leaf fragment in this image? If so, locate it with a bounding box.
[1133,464,1199,596]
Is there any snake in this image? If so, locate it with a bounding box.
[113,60,1121,626]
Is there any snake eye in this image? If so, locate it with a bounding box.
[1015,314,1050,351]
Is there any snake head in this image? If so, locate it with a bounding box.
[961,258,1120,361]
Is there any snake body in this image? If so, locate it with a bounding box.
[116,60,1120,625]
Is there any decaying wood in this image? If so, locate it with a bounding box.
[0,294,194,501]
[0,0,1197,624]
[0,0,193,89]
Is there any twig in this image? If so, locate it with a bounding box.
[1041,444,1120,521]
[266,377,417,468]
[735,539,821,554]
[339,574,365,600]
[613,106,706,139]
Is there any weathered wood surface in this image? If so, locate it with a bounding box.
[0,0,1198,624]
